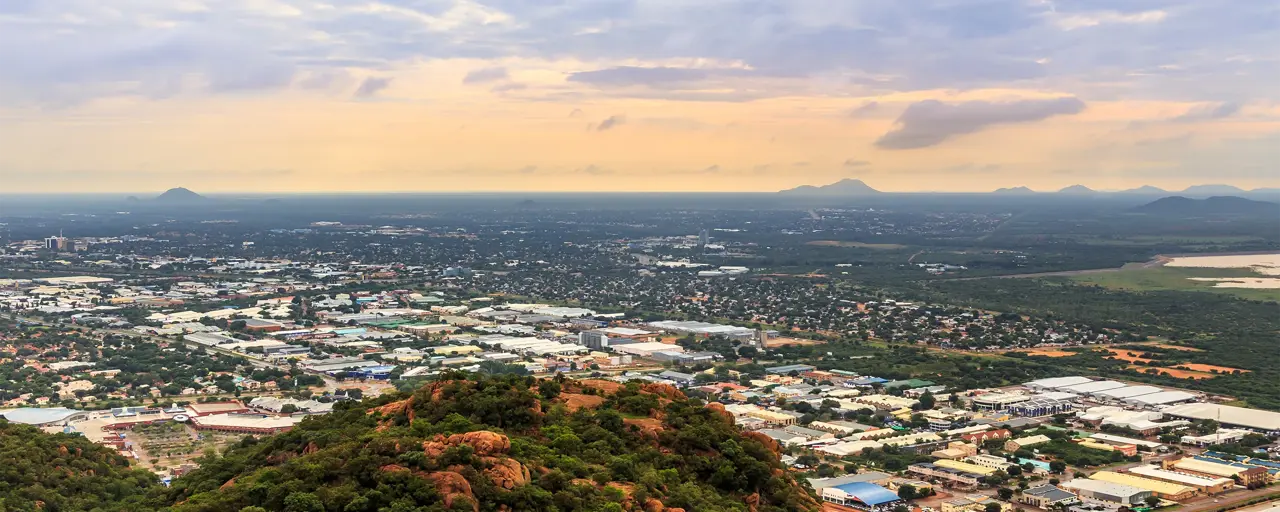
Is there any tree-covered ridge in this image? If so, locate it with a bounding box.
[0,421,161,512]
[162,373,821,512]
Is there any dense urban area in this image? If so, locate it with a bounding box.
[1,191,1278,512]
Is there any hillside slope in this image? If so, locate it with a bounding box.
[0,421,161,511]
[162,374,820,512]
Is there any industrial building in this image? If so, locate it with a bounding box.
[1126,465,1234,495]
[610,342,685,358]
[971,392,1032,411]
[1168,458,1271,488]
[645,320,755,339]
[933,459,998,476]
[1089,471,1197,501]
[190,413,302,434]
[1162,403,1280,432]
[1005,434,1051,451]
[1061,479,1152,506]
[1025,376,1094,391]
[818,482,903,511]
[1019,485,1079,509]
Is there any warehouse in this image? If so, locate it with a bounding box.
[1019,485,1079,509]
[611,342,685,358]
[1124,391,1198,407]
[1025,376,1094,390]
[971,392,1031,411]
[1169,458,1271,488]
[1094,385,1164,400]
[1059,380,1127,396]
[1061,479,1152,506]
[819,482,903,511]
[1162,403,1280,432]
[645,320,755,339]
[191,413,302,434]
[1090,471,1197,501]
[1127,465,1234,495]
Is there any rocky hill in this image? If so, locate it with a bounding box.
[160,374,821,512]
[0,421,161,511]
[779,178,880,195]
[1134,195,1279,216]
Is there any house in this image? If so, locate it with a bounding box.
[656,370,697,387]
[941,495,1013,512]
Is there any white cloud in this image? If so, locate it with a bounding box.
[1053,9,1168,30]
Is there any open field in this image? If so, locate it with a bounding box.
[1171,363,1249,374]
[807,240,907,250]
[1011,348,1078,357]
[765,336,826,347]
[1167,253,1280,275]
[1142,343,1205,352]
[1104,348,1156,364]
[1128,365,1215,380]
[1070,266,1280,300]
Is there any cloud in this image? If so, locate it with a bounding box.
[517,165,537,174]
[1171,102,1241,122]
[843,159,871,168]
[596,115,626,132]
[353,77,392,98]
[567,66,711,86]
[875,97,1086,149]
[576,164,614,175]
[492,82,528,92]
[462,66,509,84]
[1052,10,1169,31]
[848,102,880,118]
[696,165,721,174]
[568,108,585,118]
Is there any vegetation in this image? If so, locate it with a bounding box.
[0,421,161,511]
[154,373,819,512]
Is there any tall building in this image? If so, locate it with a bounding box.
[698,228,709,247]
[44,235,68,251]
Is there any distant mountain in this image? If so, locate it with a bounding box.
[1057,185,1096,194]
[1179,184,1246,196]
[1134,196,1279,216]
[1119,185,1167,194]
[155,187,205,201]
[779,178,880,195]
[1250,187,1280,194]
[993,186,1036,194]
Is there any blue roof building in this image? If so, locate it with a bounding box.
[820,482,902,510]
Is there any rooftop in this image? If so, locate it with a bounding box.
[1163,403,1280,431]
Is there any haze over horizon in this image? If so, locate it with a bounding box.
[2,1,1278,193]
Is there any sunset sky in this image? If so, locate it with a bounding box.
[1,0,1278,193]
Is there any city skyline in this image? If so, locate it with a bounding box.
[2,1,1278,193]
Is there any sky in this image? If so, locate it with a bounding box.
[1,0,1278,193]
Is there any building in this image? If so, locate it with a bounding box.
[932,442,979,460]
[963,454,1015,471]
[1168,458,1271,488]
[1162,403,1280,432]
[1060,479,1152,506]
[0,407,90,426]
[908,463,984,487]
[819,482,903,511]
[186,402,250,416]
[1126,465,1234,495]
[962,429,1012,444]
[610,342,684,358]
[1025,376,1094,391]
[766,364,817,375]
[933,459,998,477]
[1019,485,1080,509]
[1181,429,1254,447]
[1124,391,1198,407]
[1087,433,1162,451]
[941,495,1013,512]
[1079,439,1137,457]
[1090,471,1196,501]
[191,413,302,434]
[971,392,1032,411]
[1005,435,1052,452]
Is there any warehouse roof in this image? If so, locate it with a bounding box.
[0,407,87,425]
[1127,465,1234,488]
[1061,479,1149,498]
[1060,380,1128,394]
[1094,385,1164,399]
[1090,471,1193,496]
[1026,376,1094,389]
[1172,458,1248,477]
[1162,403,1280,431]
[829,482,901,506]
[1125,391,1197,406]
